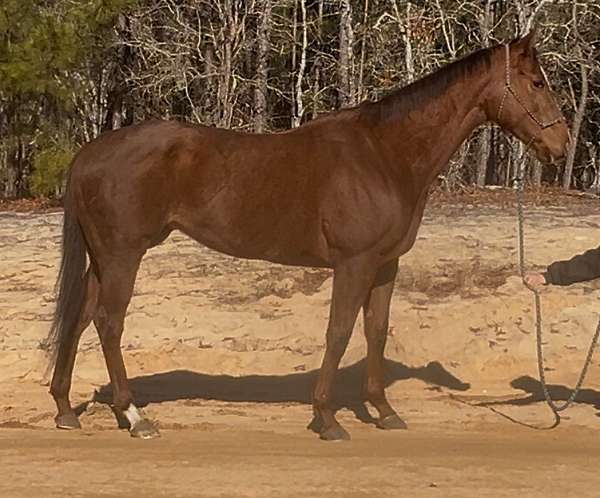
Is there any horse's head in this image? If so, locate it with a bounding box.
[485,31,570,163]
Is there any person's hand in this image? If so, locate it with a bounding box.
[524,272,547,289]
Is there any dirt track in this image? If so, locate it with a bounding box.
[2,423,600,498]
[2,193,600,497]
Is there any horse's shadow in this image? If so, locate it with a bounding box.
[92,359,470,427]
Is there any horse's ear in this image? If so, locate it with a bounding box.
[511,29,536,57]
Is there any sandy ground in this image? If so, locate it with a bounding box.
[2,193,600,497]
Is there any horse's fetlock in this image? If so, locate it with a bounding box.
[113,394,133,412]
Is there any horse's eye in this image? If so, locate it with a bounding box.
[533,80,544,89]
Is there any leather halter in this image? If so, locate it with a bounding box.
[496,44,564,130]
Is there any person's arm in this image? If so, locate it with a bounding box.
[543,246,600,286]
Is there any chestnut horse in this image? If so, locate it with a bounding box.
[47,32,568,440]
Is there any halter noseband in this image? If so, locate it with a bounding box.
[496,44,564,130]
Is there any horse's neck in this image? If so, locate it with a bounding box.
[371,72,490,189]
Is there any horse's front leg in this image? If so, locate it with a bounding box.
[312,255,377,441]
[363,258,407,430]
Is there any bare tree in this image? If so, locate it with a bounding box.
[3,0,600,198]
[292,0,308,128]
[254,0,271,132]
[476,0,494,187]
[563,3,590,190]
[356,0,370,102]
[391,0,414,83]
[338,0,355,106]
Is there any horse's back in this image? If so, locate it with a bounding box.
[66,117,397,266]
[66,120,328,262]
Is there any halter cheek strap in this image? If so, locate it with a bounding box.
[496,44,564,130]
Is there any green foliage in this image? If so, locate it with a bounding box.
[0,0,138,197]
[30,139,75,197]
[0,0,138,97]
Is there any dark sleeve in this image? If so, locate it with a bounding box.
[544,246,600,286]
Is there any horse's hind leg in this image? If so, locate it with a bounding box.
[50,268,99,429]
[363,258,406,430]
[94,253,159,439]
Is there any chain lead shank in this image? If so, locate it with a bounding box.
[515,166,600,415]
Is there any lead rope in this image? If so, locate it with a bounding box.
[514,163,600,416]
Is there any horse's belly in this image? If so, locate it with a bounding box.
[379,201,427,261]
[175,212,331,268]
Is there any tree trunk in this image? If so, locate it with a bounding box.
[338,0,354,107]
[356,0,369,103]
[102,14,134,132]
[532,159,543,188]
[311,0,324,120]
[508,142,525,187]
[586,142,599,193]
[292,0,307,128]
[254,0,271,133]
[5,145,17,198]
[476,126,491,187]
[435,0,457,57]
[404,5,414,82]
[204,43,217,125]
[220,38,233,128]
[392,0,414,83]
[563,50,589,190]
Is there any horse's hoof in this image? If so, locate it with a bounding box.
[130,419,160,439]
[376,414,407,430]
[320,425,351,441]
[55,412,81,430]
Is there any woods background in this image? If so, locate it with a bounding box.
[0,0,598,199]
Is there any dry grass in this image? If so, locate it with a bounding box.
[396,260,514,299]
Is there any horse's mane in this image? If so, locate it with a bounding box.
[360,45,495,123]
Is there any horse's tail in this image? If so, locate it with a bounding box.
[45,180,87,371]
